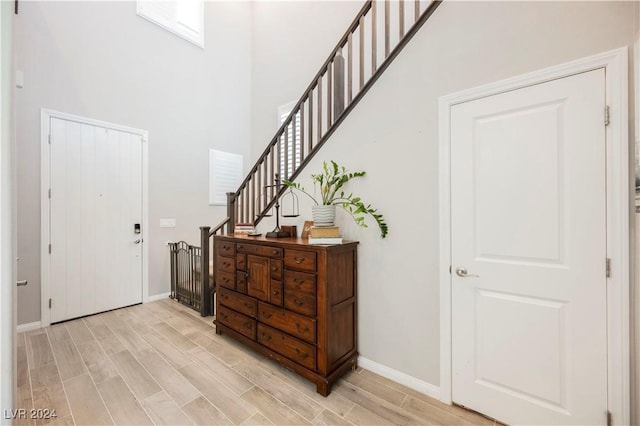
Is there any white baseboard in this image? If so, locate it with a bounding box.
[17,321,42,333]
[145,292,171,303]
[358,356,441,400]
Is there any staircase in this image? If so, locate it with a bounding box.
[198,0,442,316]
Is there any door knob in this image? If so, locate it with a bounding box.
[133,239,141,244]
[16,280,28,287]
[455,267,479,278]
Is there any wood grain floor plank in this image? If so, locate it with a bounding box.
[151,322,197,352]
[240,386,311,426]
[344,403,395,426]
[46,325,71,343]
[239,412,274,425]
[257,361,355,417]
[49,337,87,381]
[233,359,323,421]
[109,325,153,357]
[181,396,232,425]
[137,329,192,369]
[334,381,423,425]
[30,362,72,425]
[401,396,474,425]
[178,363,255,424]
[136,351,200,406]
[27,333,55,369]
[76,340,119,384]
[18,334,30,387]
[312,409,355,426]
[141,391,192,426]
[191,348,253,396]
[110,350,161,400]
[63,374,113,425]
[97,376,153,425]
[65,320,95,344]
[343,370,407,407]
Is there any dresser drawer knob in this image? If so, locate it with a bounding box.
[293,299,305,307]
[222,246,230,251]
[223,262,230,267]
[244,302,253,309]
[293,256,305,264]
[273,250,279,255]
[271,266,277,271]
[220,313,228,320]
[243,322,252,330]
[295,348,310,359]
[272,290,279,296]
[261,333,272,341]
[262,311,272,319]
[295,323,309,333]
[238,245,244,250]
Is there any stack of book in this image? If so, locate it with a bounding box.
[308,226,343,245]
[234,223,256,235]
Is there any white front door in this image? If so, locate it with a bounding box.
[49,117,143,323]
[450,69,607,425]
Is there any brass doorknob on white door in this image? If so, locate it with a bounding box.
[456,267,479,278]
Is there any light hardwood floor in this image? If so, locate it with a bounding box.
[15,299,495,425]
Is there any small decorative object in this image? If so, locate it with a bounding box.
[281,225,297,237]
[284,160,388,238]
[301,221,314,238]
[264,173,300,238]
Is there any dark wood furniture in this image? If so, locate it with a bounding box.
[213,235,358,396]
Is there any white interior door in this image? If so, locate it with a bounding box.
[450,69,607,425]
[49,117,143,323]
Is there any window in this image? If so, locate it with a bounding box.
[278,101,301,179]
[209,150,242,205]
[137,0,204,48]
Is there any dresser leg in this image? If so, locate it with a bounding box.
[316,380,330,397]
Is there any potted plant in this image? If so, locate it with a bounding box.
[283,160,388,238]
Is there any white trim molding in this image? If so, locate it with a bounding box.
[145,292,171,303]
[358,356,440,400]
[40,109,150,327]
[16,321,41,333]
[438,47,630,424]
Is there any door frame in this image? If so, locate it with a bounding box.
[438,47,630,424]
[40,109,149,327]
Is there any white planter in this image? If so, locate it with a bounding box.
[312,205,336,226]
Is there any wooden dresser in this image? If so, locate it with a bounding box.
[213,235,358,396]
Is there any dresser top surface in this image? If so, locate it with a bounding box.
[214,234,358,249]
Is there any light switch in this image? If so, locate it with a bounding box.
[15,70,24,88]
[159,218,176,228]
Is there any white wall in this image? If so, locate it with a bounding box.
[0,0,15,417]
[251,1,638,388]
[250,0,363,162]
[14,1,252,325]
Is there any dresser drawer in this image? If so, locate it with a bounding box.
[236,273,247,294]
[218,241,236,257]
[216,255,235,274]
[217,271,236,290]
[218,306,256,339]
[284,289,316,317]
[257,324,315,370]
[219,288,256,318]
[284,270,316,294]
[237,253,246,271]
[258,302,316,344]
[284,249,316,272]
[237,243,283,259]
[270,259,283,280]
[270,280,283,306]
